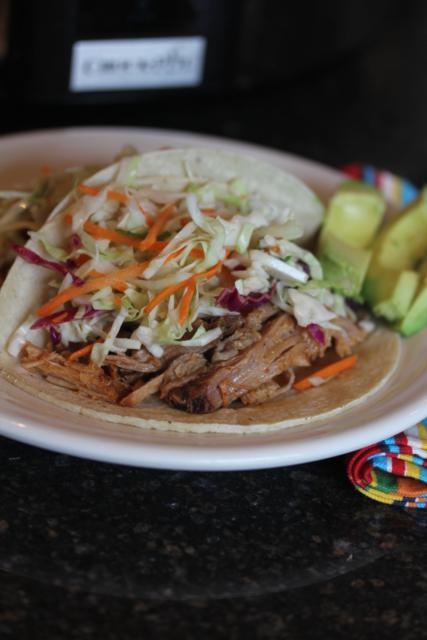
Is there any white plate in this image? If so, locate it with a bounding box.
[0,126,426,470]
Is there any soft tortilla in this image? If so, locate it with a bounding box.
[0,329,400,434]
[0,148,401,433]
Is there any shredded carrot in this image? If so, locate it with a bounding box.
[88,270,128,292]
[51,311,69,325]
[293,355,358,392]
[41,164,52,177]
[138,202,175,252]
[139,206,154,227]
[178,285,196,325]
[163,247,185,265]
[144,252,229,315]
[147,244,204,266]
[190,248,204,259]
[79,184,129,204]
[148,240,168,253]
[74,254,90,267]
[270,245,280,253]
[180,210,220,226]
[68,343,94,362]
[64,212,73,225]
[83,220,142,249]
[107,190,129,204]
[200,209,220,216]
[79,184,99,196]
[113,296,122,306]
[36,261,149,318]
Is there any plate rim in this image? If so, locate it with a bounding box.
[0,125,424,470]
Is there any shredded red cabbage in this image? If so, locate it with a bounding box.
[297,259,311,276]
[12,245,84,286]
[31,305,102,330]
[70,233,82,250]
[217,287,274,314]
[49,325,61,346]
[307,323,326,345]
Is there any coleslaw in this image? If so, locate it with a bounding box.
[8,155,359,365]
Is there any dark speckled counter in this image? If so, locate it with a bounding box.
[0,438,426,639]
[2,6,427,638]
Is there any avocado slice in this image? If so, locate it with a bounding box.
[374,188,427,270]
[318,232,372,297]
[396,256,427,335]
[317,181,385,296]
[398,275,427,336]
[363,188,427,323]
[319,180,386,249]
[373,270,419,322]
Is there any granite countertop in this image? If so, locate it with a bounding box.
[0,438,426,639]
[1,8,427,638]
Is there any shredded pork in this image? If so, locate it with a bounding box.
[20,305,367,414]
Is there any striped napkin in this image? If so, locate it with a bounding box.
[347,423,427,508]
[342,164,427,507]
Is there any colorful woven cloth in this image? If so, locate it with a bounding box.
[342,163,427,507]
[341,163,419,206]
[347,423,427,508]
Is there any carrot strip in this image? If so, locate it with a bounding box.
[74,254,90,267]
[40,164,52,177]
[64,212,73,225]
[78,184,129,204]
[148,241,168,253]
[88,270,128,292]
[79,184,99,196]
[112,283,128,293]
[51,311,69,325]
[180,210,220,226]
[144,253,228,315]
[138,202,175,252]
[83,220,142,249]
[36,261,149,318]
[163,247,185,265]
[107,190,129,204]
[200,209,220,216]
[163,246,204,265]
[140,206,154,227]
[68,343,94,362]
[293,355,358,392]
[178,285,195,325]
[113,296,122,306]
[190,248,204,259]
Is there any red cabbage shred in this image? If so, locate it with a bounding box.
[217,287,273,314]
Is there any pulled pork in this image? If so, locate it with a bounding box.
[20,305,367,413]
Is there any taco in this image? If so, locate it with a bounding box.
[0,148,400,433]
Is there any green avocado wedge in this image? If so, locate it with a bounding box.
[319,181,386,249]
[398,278,427,336]
[397,256,427,336]
[363,188,427,324]
[318,181,386,297]
[372,270,419,322]
[318,233,372,298]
